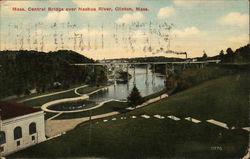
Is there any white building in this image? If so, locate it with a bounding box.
[0,101,46,157]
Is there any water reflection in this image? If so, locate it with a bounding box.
[89,67,165,103]
[49,67,165,111]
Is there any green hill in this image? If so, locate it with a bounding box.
[9,72,249,159]
[0,50,107,98]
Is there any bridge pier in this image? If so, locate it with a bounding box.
[201,63,204,69]
[171,64,175,74]
[126,64,129,90]
[165,64,168,78]
[105,64,109,81]
[92,65,95,73]
[145,64,149,85]
[126,64,129,81]
[152,64,155,84]
[114,65,117,87]
[133,65,136,85]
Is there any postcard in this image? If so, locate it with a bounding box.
[0,0,249,158]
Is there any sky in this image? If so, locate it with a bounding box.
[0,0,249,59]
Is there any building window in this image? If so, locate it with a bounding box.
[0,131,6,145]
[17,141,20,146]
[31,136,35,141]
[0,146,4,152]
[29,122,37,135]
[14,126,22,140]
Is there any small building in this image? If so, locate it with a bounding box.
[0,101,46,156]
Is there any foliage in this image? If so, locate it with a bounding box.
[0,50,107,98]
[202,52,208,59]
[220,44,250,63]
[9,73,249,159]
[127,85,143,107]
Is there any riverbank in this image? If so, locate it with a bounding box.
[49,86,169,120]
[44,92,168,137]
[9,73,249,159]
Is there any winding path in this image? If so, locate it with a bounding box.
[18,85,88,103]
[41,86,116,113]
[45,94,168,137]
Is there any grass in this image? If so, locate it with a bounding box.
[54,87,167,120]
[13,85,107,107]
[44,112,58,120]
[21,90,79,107]
[9,72,249,159]
[128,72,249,127]
[9,118,248,159]
[142,89,167,101]
[54,101,128,119]
[8,83,85,102]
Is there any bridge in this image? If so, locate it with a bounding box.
[71,60,221,85]
[72,60,221,66]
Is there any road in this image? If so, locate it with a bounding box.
[18,85,88,103]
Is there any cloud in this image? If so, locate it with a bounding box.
[227,34,249,46]
[172,27,206,38]
[42,11,69,22]
[219,12,248,27]
[116,12,144,24]
[157,6,175,18]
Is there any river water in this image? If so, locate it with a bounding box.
[89,67,166,103]
[50,67,166,111]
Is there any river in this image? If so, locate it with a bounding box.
[50,67,166,111]
[89,67,165,102]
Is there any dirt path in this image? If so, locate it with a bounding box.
[18,85,88,103]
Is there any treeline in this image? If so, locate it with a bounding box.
[220,44,250,63]
[0,50,107,98]
[158,44,249,92]
[200,44,250,63]
[105,56,185,63]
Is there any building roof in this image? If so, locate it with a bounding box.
[0,101,41,120]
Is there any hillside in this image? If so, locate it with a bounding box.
[0,50,106,99]
[9,72,249,159]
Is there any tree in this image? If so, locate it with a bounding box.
[219,50,224,57]
[226,48,234,55]
[202,50,207,59]
[127,85,143,108]
[226,48,234,62]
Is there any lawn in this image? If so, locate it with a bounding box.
[8,83,85,102]
[9,118,248,159]
[44,112,59,120]
[21,90,79,107]
[16,85,107,107]
[128,72,249,128]
[9,72,249,158]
